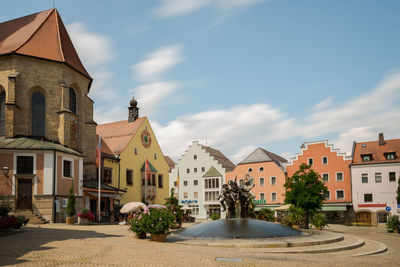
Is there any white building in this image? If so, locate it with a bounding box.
[169,141,235,219]
[351,133,400,225]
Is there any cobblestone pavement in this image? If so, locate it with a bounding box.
[0,223,399,266]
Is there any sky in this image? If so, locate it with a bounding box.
[2,0,400,163]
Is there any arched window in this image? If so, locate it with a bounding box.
[69,87,77,114]
[0,91,5,136]
[31,92,45,137]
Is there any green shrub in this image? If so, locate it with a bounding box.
[211,213,220,220]
[0,200,12,217]
[258,208,275,222]
[147,206,174,234]
[311,212,328,230]
[288,205,304,225]
[66,187,76,217]
[387,215,399,231]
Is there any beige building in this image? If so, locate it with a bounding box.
[0,9,96,222]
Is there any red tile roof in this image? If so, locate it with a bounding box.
[0,9,91,81]
[352,137,400,165]
[164,156,175,170]
[201,145,236,172]
[96,134,116,160]
[96,117,146,154]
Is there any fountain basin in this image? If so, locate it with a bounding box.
[177,218,303,239]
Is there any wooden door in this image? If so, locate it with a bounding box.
[17,179,32,209]
[356,211,371,225]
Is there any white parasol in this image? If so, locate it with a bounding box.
[120,202,146,214]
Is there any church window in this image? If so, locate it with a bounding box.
[0,91,5,136]
[31,92,45,137]
[17,156,33,174]
[69,88,77,114]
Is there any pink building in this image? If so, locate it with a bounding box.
[287,141,353,224]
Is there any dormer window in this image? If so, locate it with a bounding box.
[384,152,396,160]
[361,154,372,162]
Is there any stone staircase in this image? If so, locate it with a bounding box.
[11,209,49,224]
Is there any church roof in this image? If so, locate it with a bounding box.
[239,147,287,166]
[203,166,222,178]
[0,136,82,156]
[0,8,91,81]
[96,117,146,154]
[200,145,236,172]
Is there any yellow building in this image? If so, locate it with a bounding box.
[96,97,170,205]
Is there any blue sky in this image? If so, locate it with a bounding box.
[2,0,400,162]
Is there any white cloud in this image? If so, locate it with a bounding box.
[153,0,267,18]
[67,22,116,102]
[312,97,333,111]
[155,71,400,163]
[67,22,114,69]
[94,106,126,124]
[217,0,267,9]
[132,45,184,82]
[154,0,210,18]
[131,81,181,118]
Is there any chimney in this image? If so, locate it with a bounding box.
[378,133,385,146]
[128,96,139,123]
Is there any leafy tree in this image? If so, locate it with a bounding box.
[66,187,76,217]
[284,164,328,229]
[397,177,400,205]
[164,188,182,227]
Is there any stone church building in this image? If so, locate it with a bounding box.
[0,9,97,222]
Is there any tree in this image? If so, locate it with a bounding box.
[66,187,76,218]
[397,177,400,205]
[284,164,328,229]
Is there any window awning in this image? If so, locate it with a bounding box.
[140,161,158,172]
[86,192,121,199]
[321,205,347,211]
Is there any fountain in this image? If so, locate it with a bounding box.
[177,176,302,239]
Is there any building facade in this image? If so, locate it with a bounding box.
[287,141,353,224]
[169,141,235,219]
[226,147,287,210]
[351,133,400,225]
[0,9,96,222]
[96,98,170,205]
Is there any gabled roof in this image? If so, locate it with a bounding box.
[203,166,222,178]
[96,134,117,160]
[0,136,82,156]
[96,117,146,154]
[352,137,400,165]
[239,147,287,166]
[164,156,175,170]
[201,145,236,172]
[0,9,91,81]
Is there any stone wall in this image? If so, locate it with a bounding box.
[0,54,96,176]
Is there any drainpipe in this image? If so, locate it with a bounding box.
[52,150,56,223]
[117,156,120,191]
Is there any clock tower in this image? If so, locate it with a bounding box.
[128,96,139,123]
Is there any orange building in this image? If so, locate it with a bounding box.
[226,147,287,210]
[286,141,353,223]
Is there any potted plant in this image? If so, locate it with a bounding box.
[165,188,182,229]
[127,207,150,239]
[288,205,304,229]
[257,208,275,222]
[311,212,328,230]
[211,213,220,220]
[66,187,76,224]
[0,200,17,232]
[77,209,94,225]
[148,205,174,242]
[387,215,399,233]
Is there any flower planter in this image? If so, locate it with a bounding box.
[78,217,91,225]
[66,217,75,225]
[292,224,300,229]
[150,233,167,242]
[135,232,147,239]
